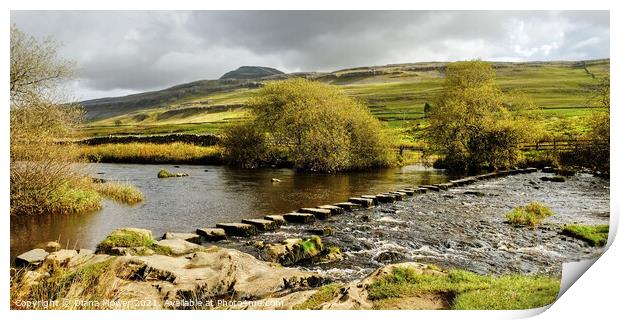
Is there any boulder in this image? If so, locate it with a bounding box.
[156,239,206,256]
[157,169,189,178]
[163,232,201,244]
[299,208,331,220]
[44,249,78,267]
[241,218,279,231]
[196,228,227,241]
[215,223,258,237]
[283,212,316,223]
[45,241,61,252]
[96,228,155,255]
[15,248,49,268]
[262,236,324,266]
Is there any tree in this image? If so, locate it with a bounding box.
[10,26,97,215]
[426,60,541,173]
[223,78,394,172]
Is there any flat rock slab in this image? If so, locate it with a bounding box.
[196,228,227,241]
[242,218,279,231]
[15,248,49,268]
[156,239,205,256]
[389,191,406,200]
[449,178,475,186]
[283,212,316,223]
[264,215,286,226]
[216,223,258,237]
[334,202,361,211]
[376,194,396,203]
[45,249,78,267]
[398,189,415,196]
[360,195,379,205]
[299,208,331,220]
[419,185,440,192]
[317,205,345,215]
[163,232,201,244]
[348,197,374,208]
[435,183,454,190]
[525,167,538,173]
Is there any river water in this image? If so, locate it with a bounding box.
[10,163,452,261]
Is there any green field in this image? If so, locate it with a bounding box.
[81,59,609,139]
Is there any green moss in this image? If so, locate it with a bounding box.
[367,267,560,310]
[96,229,155,253]
[300,236,322,256]
[293,284,341,310]
[505,202,554,227]
[562,224,609,246]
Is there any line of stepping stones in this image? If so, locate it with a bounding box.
[165,168,538,243]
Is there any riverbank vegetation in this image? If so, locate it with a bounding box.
[80,142,223,164]
[367,266,559,310]
[505,202,554,226]
[221,78,395,172]
[562,224,609,247]
[425,60,543,173]
[91,181,144,205]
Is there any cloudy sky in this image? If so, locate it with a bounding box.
[11,11,609,100]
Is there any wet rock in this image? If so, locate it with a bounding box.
[45,241,61,252]
[163,232,201,244]
[542,166,557,173]
[157,169,189,178]
[419,185,440,192]
[387,192,404,201]
[262,236,323,266]
[374,251,406,263]
[215,223,258,237]
[334,202,361,211]
[376,194,396,203]
[271,178,281,183]
[299,208,331,220]
[540,176,566,182]
[15,249,49,268]
[196,228,227,241]
[264,215,286,226]
[399,189,416,196]
[241,218,279,231]
[320,246,344,263]
[348,197,374,208]
[360,195,379,205]
[283,212,316,223]
[361,215,371,222]
[464,191,485,197]
[308,227,334,236]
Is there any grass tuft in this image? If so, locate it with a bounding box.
[367,267,559,310]
[293,284,341,310]
[505,202,554,226]
[92,181,144,205]
[562,224,609,246]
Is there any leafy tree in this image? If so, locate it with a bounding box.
[426,60,541,173]
[223,78,394,172]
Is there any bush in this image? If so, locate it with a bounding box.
[223,78,394,172]
[505,202,554,226]
[426,60,542,173]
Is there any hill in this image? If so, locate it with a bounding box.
[79,59,610,138]
[219,66,284,80]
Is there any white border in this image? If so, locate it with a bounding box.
[2,1,616,320]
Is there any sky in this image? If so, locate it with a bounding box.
[11,11,610,101]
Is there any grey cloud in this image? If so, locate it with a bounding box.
[10,10,609,100]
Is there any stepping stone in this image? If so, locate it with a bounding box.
[449,178,473,186]
[334,202,361,211]
[376,194,396,203]
[241,218,279,231]
[526,167,538,173]
[196,228,227,241]
[416,187,429,193]
[360,195,379,205]
[435,183,454,190]
[264,215,286,226]
[215,223,258,237]
[390,191,407,199]
[348,197,374,208]
[385,192,402,201]
[398,189,415,196]
[283,212,316,223]
[317,205,345,215]
[163,232,202,244]
[419,185,440,191]
[299,208,331,220]
[15,248,49,268]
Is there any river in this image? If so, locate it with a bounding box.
[10,163,453,261]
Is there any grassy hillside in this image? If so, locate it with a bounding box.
[80,59,609,138]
